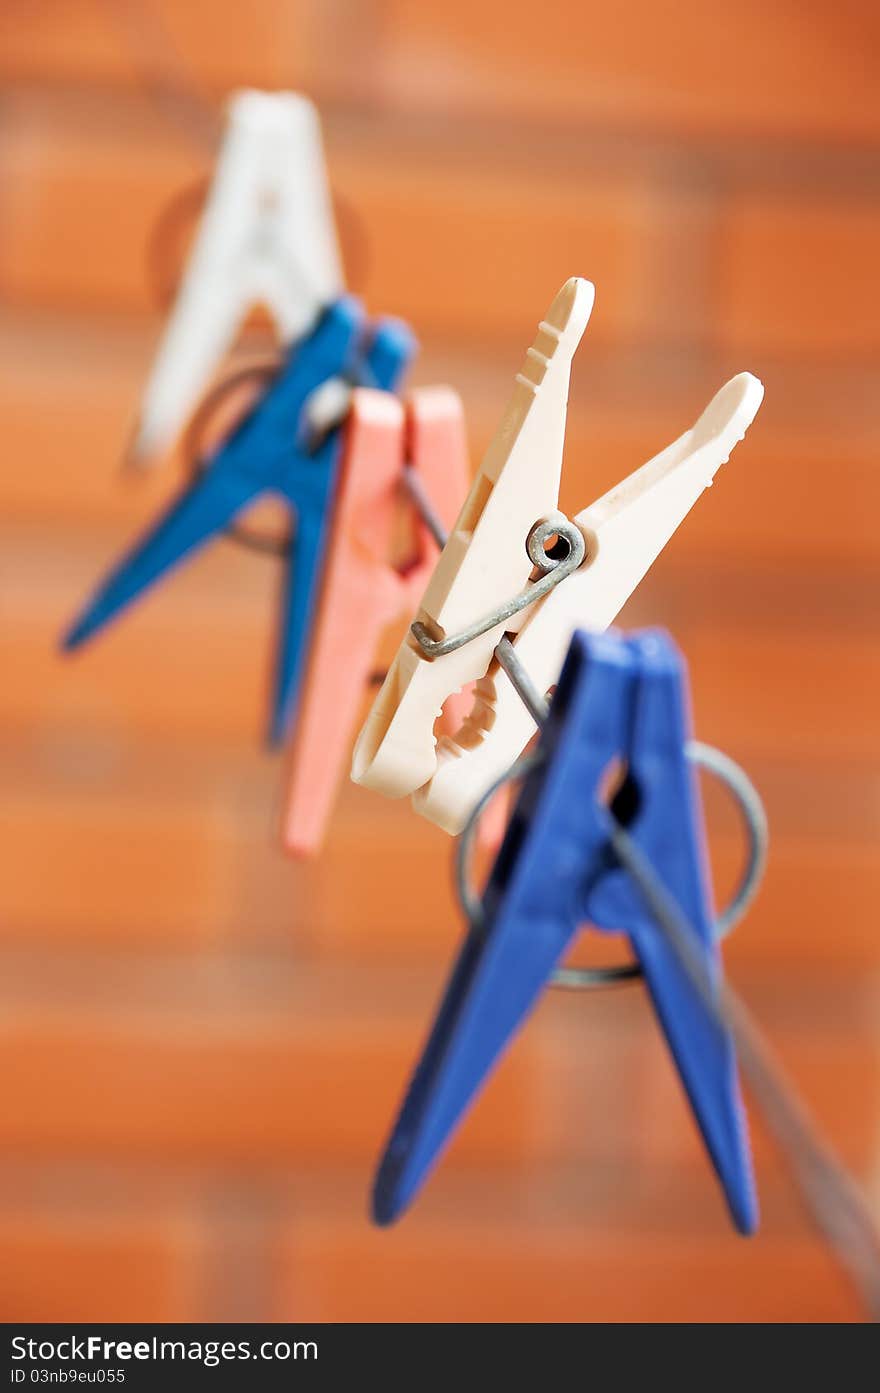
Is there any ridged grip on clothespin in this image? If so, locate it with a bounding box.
[416,371,765,832]
[351,277,595,797]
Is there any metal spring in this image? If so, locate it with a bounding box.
[454,738,768,990]
[410,517,586,659]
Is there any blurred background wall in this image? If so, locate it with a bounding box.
[0,0,879,1322]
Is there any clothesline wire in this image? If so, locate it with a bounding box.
[102,0,222,153]
[95,0,880,1319]
[406,475,880,1322]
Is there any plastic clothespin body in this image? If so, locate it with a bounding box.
[134,90,343,464]
[373,628,757,1236]
[352,279,764,834]
[281,386,470,855]
[63,298,414,744]
[352,277,593,799]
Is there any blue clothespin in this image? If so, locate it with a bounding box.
[62,298,414,743]
[373,627,757,1233]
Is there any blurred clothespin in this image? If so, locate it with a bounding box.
[373,627,757,1233]
[63,298,413,745]
[352,278,764,832]
[130,90,343,466]
[280,386,470,856]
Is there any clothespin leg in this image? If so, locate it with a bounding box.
[589,631,757,1233]
[133,92,343,464]
[134,281,251,464]
[61,463,259,650]
[631,916,757,1233]
[630,637,756,1236]
[280,393,406,852]
[270,478,337,747]
[268,320,412,744]
[373,908,581,1225]
[61,299,370,654]
[282,384,469,851]
[372,632,632,1225]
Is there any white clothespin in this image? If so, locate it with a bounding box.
[352,277,764,834]
[131,90,343,465]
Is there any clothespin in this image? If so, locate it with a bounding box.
[63,298,414,744]
[373,627,757,1234]
[352,278,764,834]
[131,90,343,466]
[280,386,470,855]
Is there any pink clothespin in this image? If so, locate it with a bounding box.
[280,386,470,855]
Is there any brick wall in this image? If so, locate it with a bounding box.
[0,0,878,1321]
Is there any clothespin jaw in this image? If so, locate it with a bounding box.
[279,385,470,855]
[63,298,414,745]
[414,371,765,833]
[352,270,763,833]
[373,628,756,1235]
[132,90,343,466]
[351,276,595,797]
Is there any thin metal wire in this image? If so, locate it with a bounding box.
[410,517,586,659]
[401,468,448,551]
[687,738,768,938]
[110,0,373,490]
[100,0,880,1320]
[101,0,222,154]
[455,751,541,931]
[494,636,551,728]
[117,0,372,312]
[452,704,880,1320]
[403,478,766,978]
[608,822,880,1321]
[454,740,767,988]
[178,354,383,558]
[403,476,766,972]
[180,358,289,557]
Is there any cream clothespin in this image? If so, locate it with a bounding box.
[352,277,764,834]
[131,90,342,465]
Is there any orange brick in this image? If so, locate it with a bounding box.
[0,793,239,944]
[683,627,880,764]
[0,530,276,743]
[0,90,671,344]
[277,1214,857,1320]
[716,197,880,356]
[0,315,158,526]
[0,996,613,1167]
[1,0,134,85]
[5,1,880,147]
[332,148,672,347]
[561,398,880,570]
[306,805,880,974]
[0,0,313,92]
[433,356,880,570]
[717,839,880,972]
[0,90,201,312]
[0,1210,204,1320]
[377,0,880,143]
[669,425,880,568]
[4,313,880,574]
[636,1026,880,1174]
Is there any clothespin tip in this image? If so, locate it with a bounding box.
[59,614,91,653]
[692,372,764,450]
[545,277,595,340]
[118,417,158,473]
